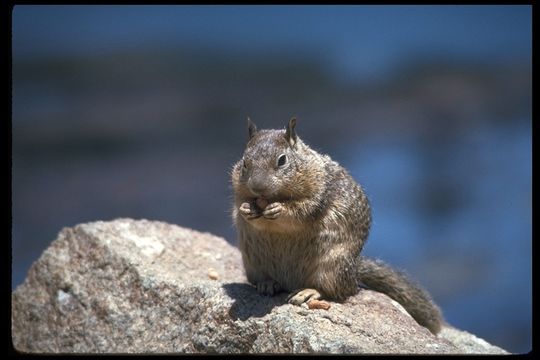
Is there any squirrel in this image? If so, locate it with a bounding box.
[231,117,443,335]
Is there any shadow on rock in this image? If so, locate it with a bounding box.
[222,282,288,321]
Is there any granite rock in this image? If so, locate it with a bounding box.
[11,219,508,354]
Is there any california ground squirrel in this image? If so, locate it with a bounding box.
[231,117,443,334]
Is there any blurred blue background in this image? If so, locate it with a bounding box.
[11,5,531,353]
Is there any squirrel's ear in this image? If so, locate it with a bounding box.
[247,117,257,139]
[285,117,297,146]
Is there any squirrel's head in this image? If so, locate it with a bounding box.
[234,117,305,200]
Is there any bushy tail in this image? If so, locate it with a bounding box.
[357,256,443,334]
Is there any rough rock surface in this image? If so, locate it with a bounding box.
[12,219,508,354]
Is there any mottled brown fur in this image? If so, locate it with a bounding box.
[231,118,443,334]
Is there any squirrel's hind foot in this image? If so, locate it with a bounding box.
[256,280,282,296]
[287,288,322,305]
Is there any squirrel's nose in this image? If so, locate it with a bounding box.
[248,177,268,197]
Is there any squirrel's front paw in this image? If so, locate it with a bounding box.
[263,202,283,219]
[239,202,261,220]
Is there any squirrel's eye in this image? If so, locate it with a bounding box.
[277,154,287,167]
[242,159,248,169]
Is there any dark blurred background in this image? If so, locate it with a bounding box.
[11,5,531,353]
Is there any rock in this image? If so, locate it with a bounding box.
[11,219,508,354]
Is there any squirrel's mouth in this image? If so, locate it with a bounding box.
[254,197,269,211]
